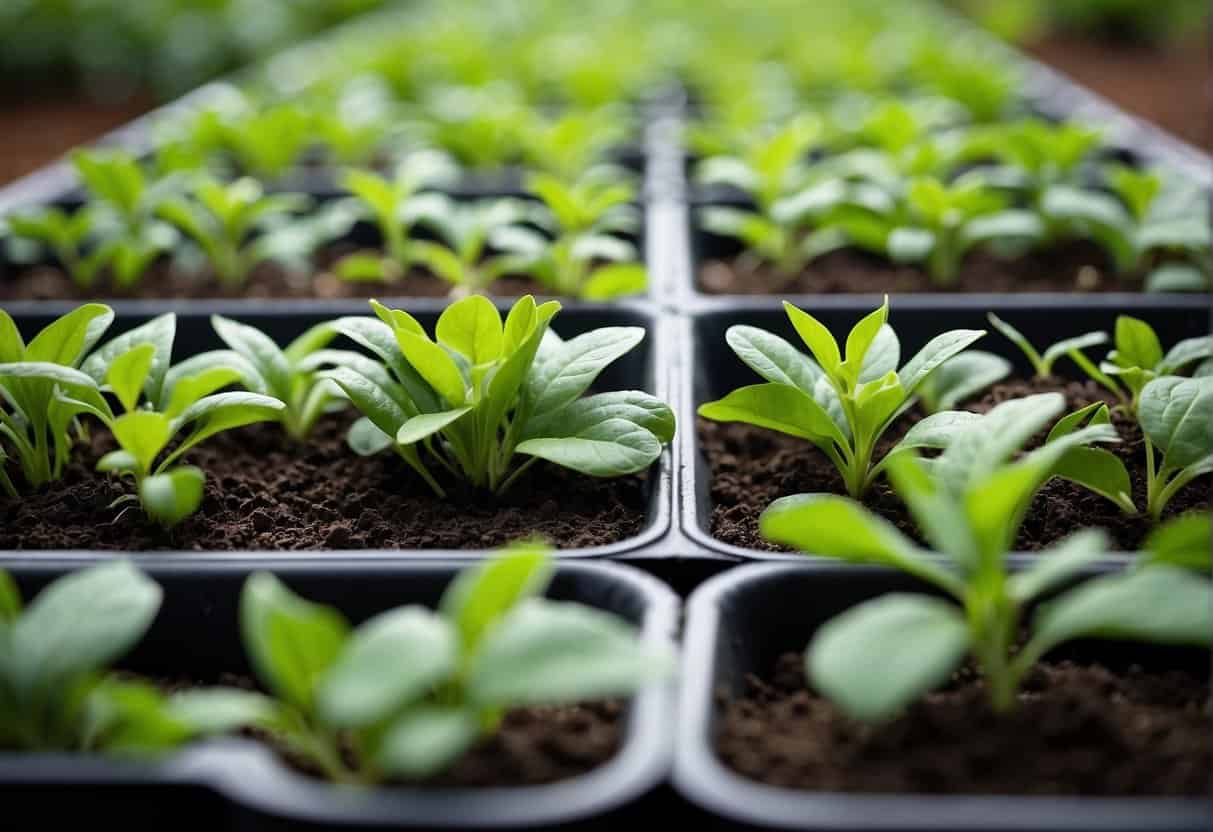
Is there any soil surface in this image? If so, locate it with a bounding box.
[0,91,151,185]
[717,652,1212,795]
[1026,35,1209,151]
[0,413,648,551]
[701,377,1209,552]
[699,242,1147,295]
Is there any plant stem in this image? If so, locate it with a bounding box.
[495,456,538,495]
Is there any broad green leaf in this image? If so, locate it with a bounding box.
[807,594,969,722]
[1139,377,1213,469]
[439,546,553,656]
[163,367,243,419]
[140,466,205,528]
[883,453,976,564]
[211,315,291,399]
[317,607,458,728]
[166,687,282,736]
[1039,331,1109,374]
[105,344,155,413]
[898,329,986,395]
[377,706,480,780]
[330,315,439,413]
[396,407,473,445]
[858,325,901,384]
[1145,264,1209,293]
[783,302,841,376]
[1141,513,1212,572]
[725,325,822,393]
[524,327,643,415]
[1114,316,1163,370]
[581,263,647,300]
[887,227,935,263]
[81,313,174,404]
[322,367,410,441]
[469,599,670,706]
[397,330,467,407]
[0,310,25,363]
[877,410,980,476]
[240,572,350,712]
[111,411,172,473]
[347,416,395,456]
[1051,446,1134,513]
[516,417,662,476]
[1159,336,1213,375]
[917,351,1011,412]
[522,390,675,444]
[1009,529,1109,602]
[26,303,114,367]
[96,450,137,473]
[502,295,538,355]
[1026,566,1213,665]
[699,383,846,446]
[934,393,1064,493]
[10,562,160,699]
[839,301,889,386]
[82,677,190,752]
[168,392,285,464]
[435,295,503,365]
[485,300,560,430]
[0,361,101,390]
[336,253,392,283]
[760,493,962,594]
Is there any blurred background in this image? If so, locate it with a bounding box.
[0,0,1207,185]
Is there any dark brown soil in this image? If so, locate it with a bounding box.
[717,652,1212,795]
[701,377,1209,552]
[0,413,648,551]
[699,242,1148,295]
[0,249,547,301]
[1026,35,1210,152]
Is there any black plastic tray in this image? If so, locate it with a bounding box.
[674,562,1213,830]
[0,558,680,829]
[0,300,675,561]
[677,298,1213,562]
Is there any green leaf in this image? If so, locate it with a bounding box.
[934,393,1065,493]
[10,562,160,699]
[1051,445,1134,514]
[396,407,474,445]
[898,329,987,395]
[439,546,554,656]
[725,325,823,393]
[858,325,901,384]
[879,410,980,474]
[1027,566,1213,664]
[524,327,644,415]
[502,295,538,355]
[807,594,969,722]
[917,351,1011,412]
[240,572,350,713]
[522,390,675,444]
[96,450,137,473]
[1145,264,1209,293]
[377,706,480,780]
[106,344,155,413]
[165,687,282,736]
[81,313,175,405]
[887,227,935,263]
[211,315,291,400]
[0,309,24,363]
[140,466,205,528]
[435,295,503,366]
[317,607,458,728]
[336,253,392,283]
[840,300,889,385]
[1039,332,1109,374]
[167,392,285,465]
[1141,513,1212,572]
[111,411,172,473]
[26,303,114,367]
[163,367,243,419]
[1114,316,1163,371]
[760,493,962,594]
[1139,376,1213,469]
[469,599,670,706]
[0,570,20,623]
[331,315,439,414]
[1009,529,1109,602]
[581,263,647,300]
[1159,336,1213,375]
[397,330,467,407]
[783,302,841,376]
[516,417,663,476]
[698,383,846,446]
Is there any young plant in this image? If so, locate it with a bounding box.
[405,195,535,295]
[760,393,1209,720]
[512,172,646,299]
[323,295,674,497]
[334,151,459,283]
[236,546,671,782]
[2,206,112,289]
[699,298,985,497]
[695,115,821,212]
[518,106,630,182]
[916,350,1012,413]
[156,176,311,288]
[986,312,1109,378]
[1056,376,1213,522]
[0,561,270,752]
[0,304,117,495]
[1138,512,1211,573]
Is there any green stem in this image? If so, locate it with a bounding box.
[1144,437,1159,519]
[495,456,538,496]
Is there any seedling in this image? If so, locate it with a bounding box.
[335,151,459,283]
[699,298,985,497]
[0,304,117,495]
[986,312,1109,378]
[0,561,270,751]
[1139,512,1211,573]
[323,295,674,497]
[406,194,535,295]
[916,350,1012,413]
[518,106,630,182]
[761,393,1209,721]
[237,546,671,782]
[695,115,821,212]
[2,206,112,289]
[156,175,311,288]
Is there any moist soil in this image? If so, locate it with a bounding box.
[0,246,548,301]
[0,413,648,551]
[717,652,1212,795]
[699,242,1151,295]
[702,377,1210,552]
[1026,35,1210,152]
